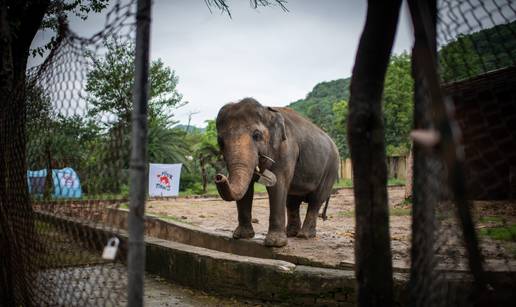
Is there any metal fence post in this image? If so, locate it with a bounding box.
[128,0,151,306]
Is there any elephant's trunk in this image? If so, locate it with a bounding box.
[215,163,254,201]
[215,135,256,201]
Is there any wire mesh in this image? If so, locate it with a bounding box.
[1,0,139,305]
[408,0,516,306]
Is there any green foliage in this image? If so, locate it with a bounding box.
[288,53,413,158]
[332,100,349,157]
[26,84,101,182]
[478,216,503,223]
[32,0,111,57]
[27,38,191,196]
[86,38,183,125]
[288,78,351,157]
[440,21,516,82]
[479,225,516,242]
[148,115,189,165]
[383,52,413,156]
[82,38,189,193]
[390,207,411,217]
[191,120,224,193]
[333,178,353,189]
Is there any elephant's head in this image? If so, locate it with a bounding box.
[214,98,286,201]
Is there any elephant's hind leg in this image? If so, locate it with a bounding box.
[298,201,322,238]
[233,184,255,239]
[286,195,302,237]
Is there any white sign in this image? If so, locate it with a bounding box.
[148,163,182,197]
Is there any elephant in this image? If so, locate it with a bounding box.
[214,97,340,247]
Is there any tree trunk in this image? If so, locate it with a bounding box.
[347,1,401,306]
[0,1,50,304]
[200,157,207,194]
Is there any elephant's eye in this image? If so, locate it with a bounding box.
[252,130,263,142]
[217,136,224,149]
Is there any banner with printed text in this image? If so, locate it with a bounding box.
[148,163,182,197]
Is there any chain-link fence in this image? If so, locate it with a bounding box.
[407,0,516,306]
[1,0,515,306]
[1,0,144,305]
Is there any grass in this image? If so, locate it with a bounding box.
[478,215,503,223]
[334,179,354,189]
[179,182,268,197]
[388,178,406,186]
[479,224,516,242]
[390,207,412,216]
[336,210,354,218]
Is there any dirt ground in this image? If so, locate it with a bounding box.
[145,186,516,271]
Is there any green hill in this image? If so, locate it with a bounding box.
[288,78,350,119]
[287,77,350,135]
[284,21,516,158]
[287,77,351,157]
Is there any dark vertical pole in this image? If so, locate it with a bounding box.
[347,1,401,306]
[128,0,151,306]
[407,0,486,295]
[409,2,439,305]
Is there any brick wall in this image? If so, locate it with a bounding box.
[444,66,516,200]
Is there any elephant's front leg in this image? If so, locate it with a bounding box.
[233,183,255,239]
[264,183,288,247]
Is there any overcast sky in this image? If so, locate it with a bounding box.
[31,0,414,127]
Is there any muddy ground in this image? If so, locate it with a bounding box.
[145,186,515,271]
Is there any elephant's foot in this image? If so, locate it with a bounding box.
[264,231,287,247]
[297,226,316,239]
[286,223,300,237]
[233,225,255,239]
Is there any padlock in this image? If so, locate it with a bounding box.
[102,237,120,260]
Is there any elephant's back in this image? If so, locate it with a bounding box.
[279,107,340,198]
[278,107,339,158]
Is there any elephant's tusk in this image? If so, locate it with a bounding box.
[259,154,275,164]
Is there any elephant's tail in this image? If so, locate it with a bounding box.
[321,197,330,221]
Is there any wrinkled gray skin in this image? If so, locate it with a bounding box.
[214,98,339,247]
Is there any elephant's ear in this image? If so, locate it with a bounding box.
[267,107,287,150]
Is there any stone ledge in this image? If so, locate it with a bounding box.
[36,210,516,306]
[36,211,361,305]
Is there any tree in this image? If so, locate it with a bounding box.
[288,55,414,159]
[288,78,351,157]
[1,1,109,304]
[439,21,516,82]
[332,99,349,157]
[383,52,413,156]
[148,114,189,165]
[86,38,183,126]
[0,0,288,303]
[193,120,223,193]
[85,38,188,192]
